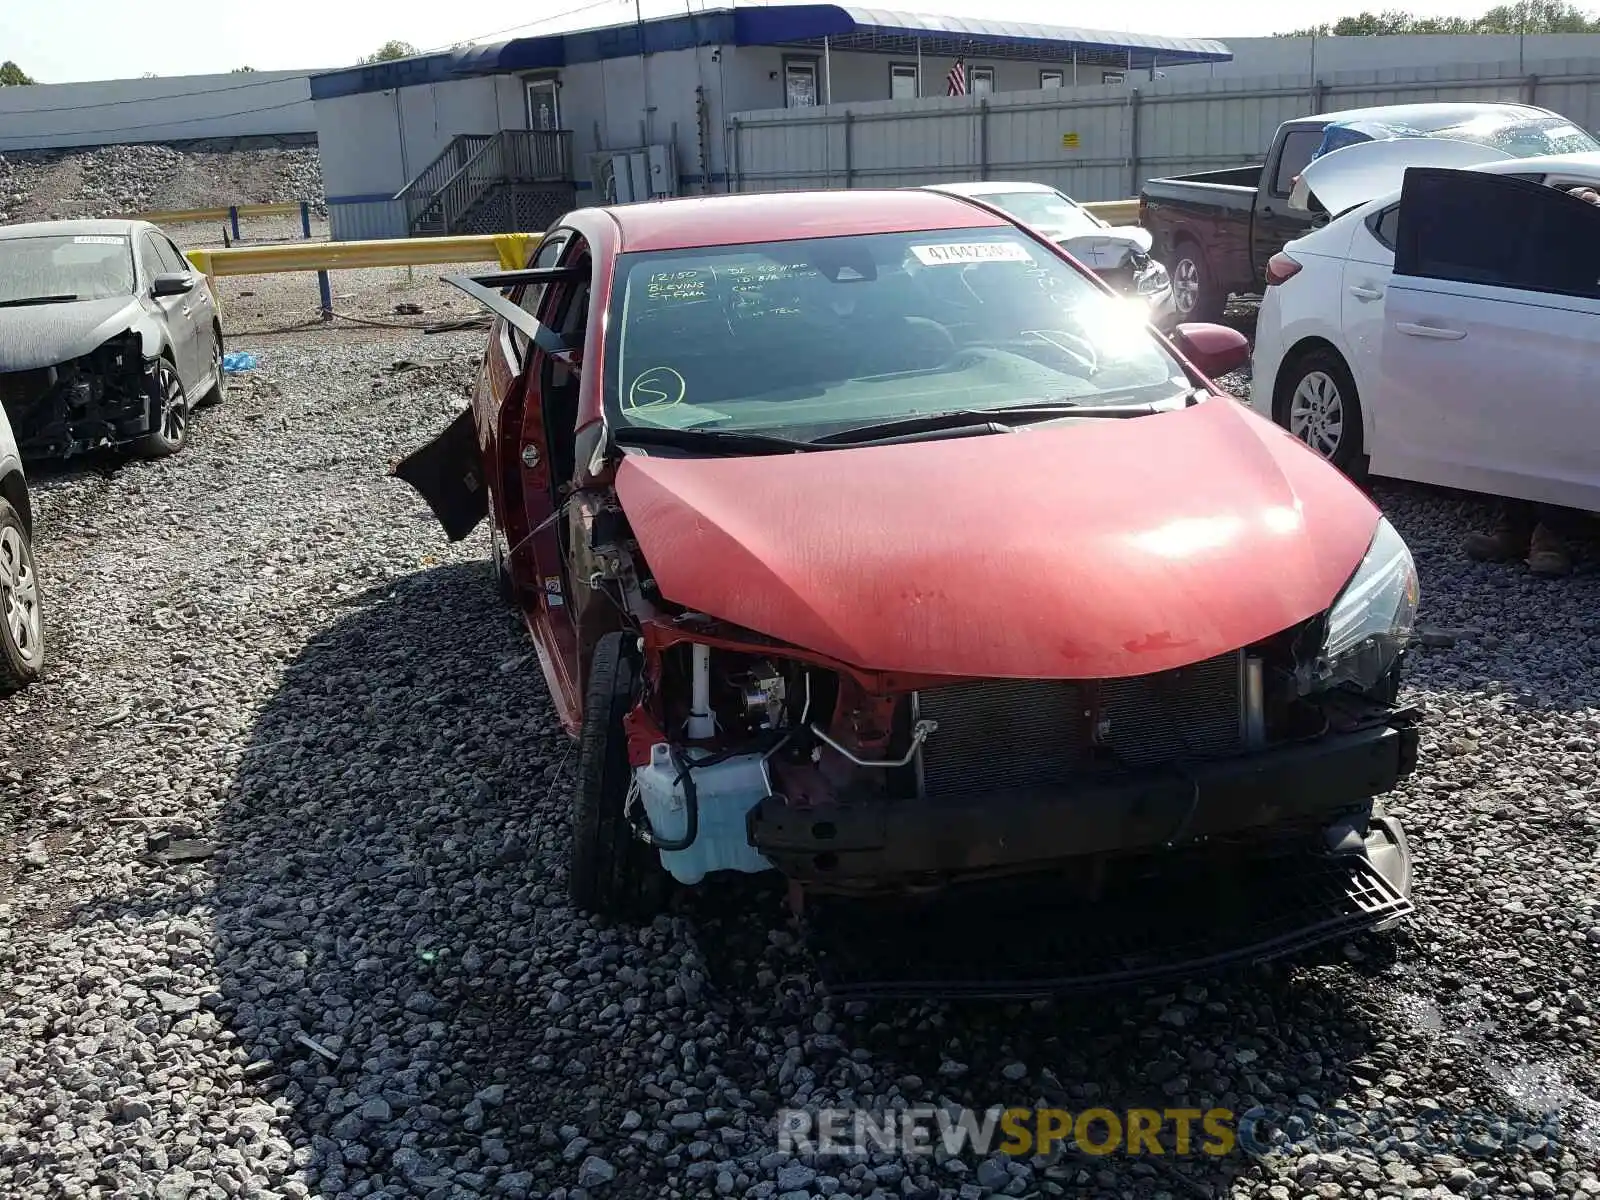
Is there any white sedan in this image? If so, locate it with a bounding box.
[921,180,1176,324]
[1250,147,1600,512]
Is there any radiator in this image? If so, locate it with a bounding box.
[915,652,1245,797]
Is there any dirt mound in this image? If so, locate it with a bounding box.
[0,143,324,224]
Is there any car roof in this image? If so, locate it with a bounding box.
[923,180,1062,197]
[1284,101,1556,130]
[602,189,1009,253]
[0,218,148,240]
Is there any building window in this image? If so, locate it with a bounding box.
[1040,69,1064,89]
[526,78,560,130]
[890,62,919,99]
[1101,70,1126,85]
[784,57,818,107]
[970,66,995,94]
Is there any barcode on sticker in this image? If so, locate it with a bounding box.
[910,242,1033,266]
[73,235,125,245]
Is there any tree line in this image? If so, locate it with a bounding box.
[1283,0,1600,35]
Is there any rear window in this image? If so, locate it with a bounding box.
[1368,204,1399,251]
[0,234,136,305]
[977,191,1105,238]
[1272,129,1327,197]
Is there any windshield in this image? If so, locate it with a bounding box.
[604,226,1189,441]
[1313,114,1599,163]
[0,234,136,305]
[971,191,1106,238]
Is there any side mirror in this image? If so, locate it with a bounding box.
[1172,322,1249,379]
[151,272,195,298]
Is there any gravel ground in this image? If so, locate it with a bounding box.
[1,327,1599,1200]
[0,143,323,225]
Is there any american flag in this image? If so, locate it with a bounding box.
[946,57,967,96]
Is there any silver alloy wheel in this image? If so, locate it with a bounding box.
[1288,369,1344,458]
[1172,257,1200,314]
[0,525,41,667]
[158,363,187,443]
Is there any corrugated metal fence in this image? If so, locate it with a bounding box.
[726,57,1600,202]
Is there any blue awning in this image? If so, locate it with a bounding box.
[310,4,1229,99]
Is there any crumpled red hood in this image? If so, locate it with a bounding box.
[613,400,1381,679]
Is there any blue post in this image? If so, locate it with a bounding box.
[300,200,312,240]
[317,270,333,321]
[229,205,241,241]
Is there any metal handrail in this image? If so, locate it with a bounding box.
[428,130,577,234]
[395,134,494,231]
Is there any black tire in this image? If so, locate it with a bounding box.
[1170,238,1225,324]
[569,632,667,918]
[196,326,225,409]
[0,498,44,691]
[489,520,515,605]
[1275,345,1368,480]
[135,358,189,458]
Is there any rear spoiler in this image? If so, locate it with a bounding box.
[442,266,587,356]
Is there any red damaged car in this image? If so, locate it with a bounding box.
[399,189,1421,996]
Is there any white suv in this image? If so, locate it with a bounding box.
[0,404,43,689]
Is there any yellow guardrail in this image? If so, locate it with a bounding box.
[183,233,541,319]
[1083,199,1141,225]
[126,201,308,225]
[186,233,536,277]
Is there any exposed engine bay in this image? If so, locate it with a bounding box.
[0,332,158,459]
[563,487,1417,917]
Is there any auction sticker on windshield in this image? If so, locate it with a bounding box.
[911,241,1034,266]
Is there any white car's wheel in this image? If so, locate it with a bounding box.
[1278,347,1366,478]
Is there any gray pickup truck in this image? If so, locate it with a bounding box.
[1138,101,1599,322]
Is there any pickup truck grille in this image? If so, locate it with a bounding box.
[915,652,1245,797]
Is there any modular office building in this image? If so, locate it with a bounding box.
[307,3,1230,239]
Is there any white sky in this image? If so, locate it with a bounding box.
[4,0,1509,83]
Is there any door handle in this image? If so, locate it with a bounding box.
[1395,321,1465,340]
[1348,285,1383,301]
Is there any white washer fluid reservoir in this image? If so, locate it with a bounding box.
[635,742,775,885]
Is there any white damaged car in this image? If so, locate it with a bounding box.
[922,180,1176,324]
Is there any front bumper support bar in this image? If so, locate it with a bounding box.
[749,723,1416,882]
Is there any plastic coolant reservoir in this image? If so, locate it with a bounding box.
[635,743,775,885]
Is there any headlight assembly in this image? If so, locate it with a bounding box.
[1303,517,1419,693]
[1137,261,1171,295]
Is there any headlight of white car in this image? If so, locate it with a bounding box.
[1136,261,1170,295]
[1304,517,1419,693]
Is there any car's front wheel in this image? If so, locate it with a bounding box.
[0,498,44,690]
[136,358,189,458]
[568,632,667,919]
[1278,346,1367,479]
[489,520,515,605]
